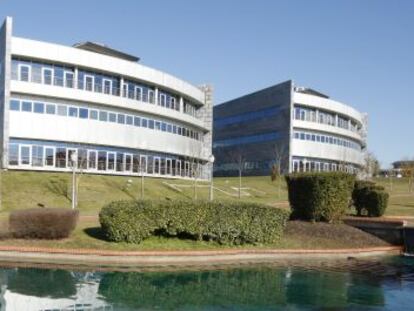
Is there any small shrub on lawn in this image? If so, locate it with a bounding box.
[9,208,79,239]
[99,200,290,245]
[352,180,388,217]
[285,172,355,222]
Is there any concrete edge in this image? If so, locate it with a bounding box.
[0,246,403,267]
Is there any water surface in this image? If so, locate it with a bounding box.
[0,256,413,310]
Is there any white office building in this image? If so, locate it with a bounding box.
[0,17,213,179]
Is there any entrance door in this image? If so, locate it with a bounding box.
[124,153,133,172]
[19,145,31,166]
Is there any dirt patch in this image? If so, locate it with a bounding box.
[286,221,391,248]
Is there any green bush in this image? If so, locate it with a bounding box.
[99,200,290,245]
[285,172,355,222]
[352,180,387,216]
[9,208,79,239]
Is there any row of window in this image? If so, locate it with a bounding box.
[8,141,206,178]
[293,130,361,151]
[9,99,204,141]
[11,58,199,118]
[213,132,280,148]
[214,106,282,128]
[293,105,359,132]
[292,158,358,174]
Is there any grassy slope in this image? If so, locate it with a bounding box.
[0,171,288,215]
[0,171,413,217]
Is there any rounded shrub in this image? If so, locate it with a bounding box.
[9,208,79,239]
[352,180,388,217]
[285,172,355,222]
[99,200,290,245]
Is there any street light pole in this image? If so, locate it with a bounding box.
[209,154,215,201]
[141,164,144,200]
[70,151,78,209]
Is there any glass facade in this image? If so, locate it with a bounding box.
[11,58,200,118]
[293,130,361,151]
[213,132,280,148]
[215,106,282,128]
[292,156,358,174]
[10,98,204,142]
[8,139,206,178]
[294,105,360,133]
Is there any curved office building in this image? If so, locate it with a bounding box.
[213,81,367,176]
[0,17,213,179]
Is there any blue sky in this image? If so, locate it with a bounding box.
[1,0,413,167]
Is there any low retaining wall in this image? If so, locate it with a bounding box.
[404,227,414,254]
[343,217,406,245]
[0,246,402,267]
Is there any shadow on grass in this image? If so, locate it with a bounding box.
[83,227,109,242]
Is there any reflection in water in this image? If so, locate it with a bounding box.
[0,257,413,310]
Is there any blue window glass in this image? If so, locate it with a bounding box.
[142,118,148,127]
[177,127,182,135]
[148,120,154,129]
[57,105,67,116]
[155,121,161,130]
[46,104,56,114]
[117,114,125,124]
[126,115,133,125]
[215,106,282,128]
[167,124,172,132]
[10,100,20,111]
[68,107,78,117]
[99,111,108,121]
[90,110,98,120]
[22,101,32,112]
[300,133,305,140]
[161,122,167,132]
[109,113,116,122]
[79,108,88,119]
[134,116,140,127]
[34,102,44,113]
[172,125,177,134]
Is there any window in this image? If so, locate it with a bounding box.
[79,108,88,119]
[34,102,45,113]
[10,100,20,111]
[159,94,166,107]
[20,145,31,165]
[99,111,108,121]
[108,113,116,122]
[103,79,112,95]
[22,101,32,112]
[84,75,94,91]
[107,152,115,170]
[46,104,56,114]
[88,150,97,169]
[126,115,133,125]
[117,114,125,124]
[161,122,167,132]
[148,90,155,103]
[142,118,148,127]
[134,116,140,127]
[57,105,67,116]
[167,124,172,132]
[155,121,161,130]
[19,65,30,82]
[45,147,54,166]
[32,145,44,166]
[135,87,142,101]
[8,144,19,165]
[90,110,98,120]
[64,71,74,88]
[42,68,53,85]
[98,151,106,170]
[148,119,154,129]
[68,107,78,117]
[170,97,176,109]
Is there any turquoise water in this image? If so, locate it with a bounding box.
[0,256,413,310]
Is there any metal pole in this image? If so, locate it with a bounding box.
[72,163,76,209]
[209,162,214,201]
[141,166,144,200]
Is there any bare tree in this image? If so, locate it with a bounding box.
[270,143,288,198]
[226,146,247,199]
[363,151,380,180]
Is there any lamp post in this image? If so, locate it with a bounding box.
[140,163,144,199]
[70,151,78,209]
[208,154,215,201]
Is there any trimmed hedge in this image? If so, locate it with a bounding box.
[285,172,355,222]
[352,180,388,217]
[99,200,290,245]
[9,208,79,239]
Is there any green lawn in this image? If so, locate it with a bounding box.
[0,171,413,217]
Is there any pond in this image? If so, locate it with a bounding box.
[0,256,413,310]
